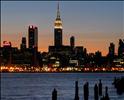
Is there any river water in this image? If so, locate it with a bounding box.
[1,73,124,100]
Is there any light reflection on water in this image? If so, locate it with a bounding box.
[1,73,124,100]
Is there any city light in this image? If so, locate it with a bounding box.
[0,2,124,73]
[1,65,124,73]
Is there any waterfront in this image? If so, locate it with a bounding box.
[1,65,124,72]
[1,73,124,100]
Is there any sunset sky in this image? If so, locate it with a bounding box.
[1,1,124,56]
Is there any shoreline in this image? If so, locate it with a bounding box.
[1,71,124,73]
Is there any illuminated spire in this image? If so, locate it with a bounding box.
[54,2,62,29]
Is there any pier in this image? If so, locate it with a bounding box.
[51,79,110,100]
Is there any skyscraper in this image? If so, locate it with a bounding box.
[108,42,115,57]
[54,2,63,47]
[70,36,75,48]
[20,37,26,51]
[28,25,38,66]
[3,41,12,65]
[28,25,38,51]
[118,39,124,57]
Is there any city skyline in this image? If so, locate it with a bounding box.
[1,1,124,56]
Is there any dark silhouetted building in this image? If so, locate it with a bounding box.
[83,48,87,56]
[108,42,115,57]
[118,39,124,57]
[28,25,38,51]
[75,46,84,66]
[75,46,83,54]
[28,25,38,66]
[107,42,115,65]
[54,3,63,47]
[2,41,12,65]
[94,51,102,66]
[20,37,26,51]
[70,36,75,48]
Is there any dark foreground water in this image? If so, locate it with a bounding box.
[1,73,124,100]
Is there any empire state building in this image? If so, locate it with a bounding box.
[54,3,63,47]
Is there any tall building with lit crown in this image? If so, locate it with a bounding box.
[28,25,38,51]
[54,2,63,47]
[48,2,87,67]
[28,25,38,66]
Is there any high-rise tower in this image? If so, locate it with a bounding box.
[54,2,63,47]
[28,25,38,66]
[118,39,124,57]
[20,37,26,51]
[109,43,115,55]
[108,42,115,58]
[28,25,38,51]
[70,36,75,48]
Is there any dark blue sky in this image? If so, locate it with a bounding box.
[1,1,124,55]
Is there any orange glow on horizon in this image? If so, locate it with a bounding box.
[1,32,120,56]
[1,41,108,56]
